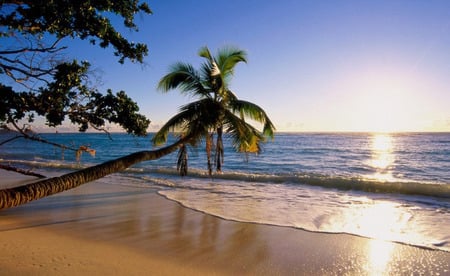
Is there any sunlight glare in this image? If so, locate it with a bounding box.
[333,199,412,242]
[356,89,410,133]
[356,201,406,240]
[330,69,434,132]
[367,134,395,181]
[367,239,395,275]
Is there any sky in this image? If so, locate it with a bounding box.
[52,1,450,132]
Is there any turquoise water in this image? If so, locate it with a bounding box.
[1,132,449,251]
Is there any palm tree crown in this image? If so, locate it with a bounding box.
[153,46,275,175]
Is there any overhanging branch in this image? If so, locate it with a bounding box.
[0,164,46,178]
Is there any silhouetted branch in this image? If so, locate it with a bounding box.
[0,164,46,178]
[10,121,78,151]
[0,38,66,55]
[0,36,66,87]
[0,135,23,146]
[89,122,113,140]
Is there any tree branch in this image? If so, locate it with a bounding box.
[0,61,53,84]
[0,35,66,86]
[10,121,76,151]
[0,164,46,178]
[0,40,66,55]
[0,134,24,146]
[89,122,113,140]
[0,46,67,55]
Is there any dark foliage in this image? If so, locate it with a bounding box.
[0,0,152,135]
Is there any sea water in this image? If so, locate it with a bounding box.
[1,132,449,252]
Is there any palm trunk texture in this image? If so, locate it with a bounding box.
[0,137,188,210]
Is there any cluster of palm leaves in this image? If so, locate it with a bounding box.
[152,46,275,176]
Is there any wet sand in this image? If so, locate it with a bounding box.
[0,171,449,275]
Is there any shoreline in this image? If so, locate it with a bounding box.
[0,172,449,275]
[158,192,449,254]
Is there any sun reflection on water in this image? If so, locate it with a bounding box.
[368,133,396,181]
[339,200,409,274]
[354,200,410,241]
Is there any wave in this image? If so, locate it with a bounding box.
[131,167,450,199]
[0,158,90,171]
[2,158,448,199]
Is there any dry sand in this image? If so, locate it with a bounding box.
[0,171,449,275]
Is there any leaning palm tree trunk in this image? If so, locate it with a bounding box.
[0,137,190,210]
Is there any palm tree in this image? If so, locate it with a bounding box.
[152,46,275,175]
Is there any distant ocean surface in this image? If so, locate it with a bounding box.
[1,132,449,252]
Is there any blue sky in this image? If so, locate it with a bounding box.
[66,0,450,132]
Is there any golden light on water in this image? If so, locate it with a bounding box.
[355,201,408,240]
[371,134,392,153]
[367,133,396,181]
[342,200,408,274]
[336,193,426,274]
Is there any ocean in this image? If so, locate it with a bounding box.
[1,132,449,252]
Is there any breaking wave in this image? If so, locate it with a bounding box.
[4,158,447,199]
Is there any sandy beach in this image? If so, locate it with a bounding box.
[0,171,449,275]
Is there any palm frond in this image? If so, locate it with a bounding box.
[157,62,209,98]
[216,46,247,78]
[151,101,208,145]
[229,100,275,138]
[200,46,247,95]
[221,88,238,103]
[181,98,222,134]
[223,110,265,154]
[151,110,190,145]
[198,46,214,61]
[199,62,215,91]
[199,52,224,98]
[153,98,223,146]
